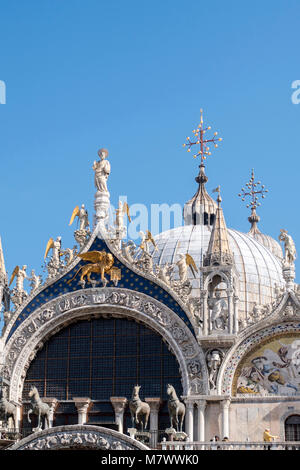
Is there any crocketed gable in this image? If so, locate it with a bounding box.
[6,235,195,342]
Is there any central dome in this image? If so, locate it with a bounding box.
[148,224,285,321]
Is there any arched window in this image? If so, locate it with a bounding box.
[285,415,300,441]
[210,214,215,226]
[22,317,183,435]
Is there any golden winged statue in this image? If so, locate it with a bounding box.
[44,237,62,265]
[69,206,80,226]
[69,204,89,231]
[185,253,199,277]
[9,266,20,286]
[118,201,131,223]
[139,230,157,251]
[44,237,54,259]
[115,201,131,231]
[68,250,115,284]
[124,202,131,223]
[9,265,27,290]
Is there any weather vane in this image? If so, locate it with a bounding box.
[238,169,268,211]
[183,109,222,163]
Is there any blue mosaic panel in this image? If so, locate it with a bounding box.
[7,236,195,341]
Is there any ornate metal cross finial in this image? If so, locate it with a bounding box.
[183,109,222,163]
[238,169,268,233]
[238,169,268,211]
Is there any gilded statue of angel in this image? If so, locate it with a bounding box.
[44,237,62,264]
[69,204,90,231]
[9,265,27,292]
[115,201,131,232]
[176,253,198,283]
[139,230,157,253]
[68,250,115,284]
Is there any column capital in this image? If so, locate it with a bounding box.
[220,398,231,409]
[73,397,92,413]
[110,397,128,413]
[42,397,59,411]
[145,398,162,412]
[183,398,195,410]
[195,399,207,411]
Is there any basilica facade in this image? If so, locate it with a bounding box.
[0,124,299,450]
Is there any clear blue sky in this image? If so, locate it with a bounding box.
[0,0,299,281]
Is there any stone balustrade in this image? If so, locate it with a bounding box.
[159,440,300,451]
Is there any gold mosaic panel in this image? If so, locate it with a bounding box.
[233,333,300,396]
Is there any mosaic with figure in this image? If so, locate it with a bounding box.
[233,334,300,396]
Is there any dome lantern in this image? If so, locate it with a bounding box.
[182,110,222,227]
[183,163,217,226]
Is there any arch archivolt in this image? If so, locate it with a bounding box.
[5,288,208,403]
[9,424,150,450]
[218,322,300,396]
[203,271,230,290]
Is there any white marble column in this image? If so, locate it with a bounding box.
[110,397,128,434]
[226,288,234,334]
[145,398,162,448]
[220,399,231,439]
[201,290,209,336]
[73,398,92,425]
[233,295,239,334]
[42,397,59,428]
[94,191,110,228]
[14,404,22,431]
[184,400,194,442]
[196,399,206,442]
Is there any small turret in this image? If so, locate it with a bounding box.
[182,109,222,227]
[183,164,217,226]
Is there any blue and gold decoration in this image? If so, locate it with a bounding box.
[7,236,195,341]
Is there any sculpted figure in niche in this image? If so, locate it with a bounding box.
[93,148,110,193]
[208,290,228,331]
[207,350,222,391]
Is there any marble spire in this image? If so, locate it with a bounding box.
[0,237,6,282]
[203,188,233,266]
